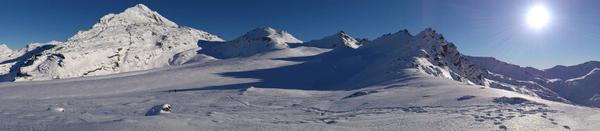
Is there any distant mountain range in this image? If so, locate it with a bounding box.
[0,4,598,107]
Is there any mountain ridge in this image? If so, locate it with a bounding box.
[467,55,600,105]
[0,4,598,108]
[92,4,178,28]
[4,4,222,81]
[304,31,361,49]
[199,27,302,59]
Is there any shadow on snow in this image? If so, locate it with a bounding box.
[0,45,55,82]
[166,47,417,92]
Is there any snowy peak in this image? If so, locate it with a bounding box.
[93,4,178,28]
[567,68,600,82]
[544,61,600,80]
[546,61,600,72]
[199,27,301,58]
[416,28,448,44]
[236,27,302,44]
[305,31,360,49]
[465,55,571,102]
[0,44,12,54]
[364,29,412,51]
[338,28,487,89]
[10,4,222,81]
[417,27,435,36]
[466,56,545,80]
[373,29,412,42]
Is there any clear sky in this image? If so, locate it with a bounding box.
[1,0,599,69]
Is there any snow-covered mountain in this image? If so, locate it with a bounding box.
[466,55,600,106]
[334,28,488,88]
[0,42,60,81]
[221,28,489,90]
[466,56,570,102]
[304,31,361,49]
[1,36,598,130]
[0,44,12,55]
[92,4,178,28]
[544,61,600,80]
[200,27,302,59]
[561,68,600,104]
[9,4,222,81]
[2,4,600,130]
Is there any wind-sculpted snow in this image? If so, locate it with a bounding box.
[11,4,222,81]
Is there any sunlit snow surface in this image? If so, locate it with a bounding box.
[0,3,598,131]
[0,47,598,131]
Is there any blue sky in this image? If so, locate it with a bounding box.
[1,0,599,69]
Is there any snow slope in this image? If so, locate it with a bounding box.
[200,27,302,59]
[545,61,600,80]
[304,31,361,49]
[467,56,600,106]
[0,44,12,54]
[0,46,598,130]
[2,2,592,109]
[0,3,599,130]
[466,56,569,103]
[0,42,60,81]
[11,4,222,81]
[553,68,600,106]
[341,28,487,88]
[204,28,488,91]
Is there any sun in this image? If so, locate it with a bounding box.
[526,4,551,29]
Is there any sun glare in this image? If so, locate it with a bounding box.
[526,4,551,29]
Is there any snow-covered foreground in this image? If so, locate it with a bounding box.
[0,47,598,131]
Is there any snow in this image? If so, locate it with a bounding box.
[554,68,600,106]
[544,61,600,80]
[0,48,598,130]
[0,42,59,81]
[467,55,600,106]
[200,27,302,59]
[340,28,487,89]
[566,68,600,82]
[304,31,361,49]
[93,4,178,28]
[0,44,12,54]
[9,4,222,81]
[1,3,599,130]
